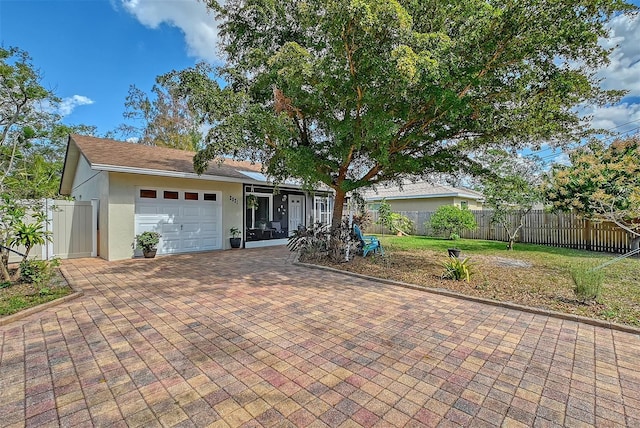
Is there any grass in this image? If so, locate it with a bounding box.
[314,235,640,327]
[0,270,72,317]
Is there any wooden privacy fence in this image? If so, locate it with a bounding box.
[367,210,633,254]
[6,199,97,263]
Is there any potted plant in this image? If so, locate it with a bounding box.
[229,227,242,248]
[447,233,461,258]
[136,231,161,258]
[247,194,259,210]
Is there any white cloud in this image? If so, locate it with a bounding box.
[58,95,95,116]
[120,0,220,63]
[583,102,640,135]
[597,14,640,97]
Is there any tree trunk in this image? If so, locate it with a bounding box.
[0,251,10,282]
[329,189,347,261]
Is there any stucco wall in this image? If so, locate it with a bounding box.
[107,173,243,261]
[370,197,482,212]
[70,155,109,258]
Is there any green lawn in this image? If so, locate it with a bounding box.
[321,235,640,326]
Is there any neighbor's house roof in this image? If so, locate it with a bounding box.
[360,181,484,202]
[59,134,278,195]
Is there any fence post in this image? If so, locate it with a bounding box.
[91,199,99,257]
[43,198,55,261]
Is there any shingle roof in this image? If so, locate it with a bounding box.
[360,181,483,201]
[69,134,262,179]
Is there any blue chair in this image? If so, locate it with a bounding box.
[353,224,383,257]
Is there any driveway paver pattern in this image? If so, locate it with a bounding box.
[1,247,639,427]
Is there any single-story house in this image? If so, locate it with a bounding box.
[360,181,483,212]
[59,135,334,260]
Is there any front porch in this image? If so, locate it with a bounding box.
[243,184,332,248]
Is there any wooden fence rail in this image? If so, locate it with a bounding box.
[367,210,633,254]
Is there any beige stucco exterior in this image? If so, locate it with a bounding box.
[369,196,483,212]
[70,158,243,261]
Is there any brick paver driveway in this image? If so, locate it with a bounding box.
[1,247,639,427]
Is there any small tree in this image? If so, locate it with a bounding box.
[376,199,413,235]
[428,205,477,239]
[477,150,543,250]
[545,137,640,249]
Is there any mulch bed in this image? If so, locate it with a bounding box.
[308,249,615,322]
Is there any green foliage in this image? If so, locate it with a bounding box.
[1,46,59,195]
[545,137,640,238]
[166,0,632,243]
[477,149,544,250]
[428,205,477,238]
[571,263,605,302]
[376,199,393,232]
[19,258,59,285]
[135,231,161,251]
[115,81,202,150]
[229,227,241,238]
[441,256,473,282]
[287,222,330,260]
[10,211,52,261]
[449,233,460,241]
[376,199,414,234]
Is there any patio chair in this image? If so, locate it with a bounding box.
[353,224,383,257]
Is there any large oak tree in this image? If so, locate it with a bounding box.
[170,0,633,237]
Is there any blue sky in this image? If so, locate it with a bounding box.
[1,0,640,152]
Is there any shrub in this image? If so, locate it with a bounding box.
[19,258,60,285]
[427,205,477,238]
[441,256,473,282]
[571,263,604,302]
[376,199,414,234]
[135,231,161,252]
[288,221,360,262]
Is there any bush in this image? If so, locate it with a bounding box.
[441,256,473,282]
[288,221,360,262]
[571,263,604,302]
[428,205,477,238]
[376,199,414,234]
[19,258,60,285]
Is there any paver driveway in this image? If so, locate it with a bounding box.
[1,247,639,427]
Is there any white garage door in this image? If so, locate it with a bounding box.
[135,188,222,255]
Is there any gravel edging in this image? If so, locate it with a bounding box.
[295,260,640,335]
[0,269,84,327]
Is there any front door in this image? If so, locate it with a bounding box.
[288,195,304,235]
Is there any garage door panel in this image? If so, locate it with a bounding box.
[200,237,220,249]
[135,191,221,255]
[200,222,217,233]
[183,206,203,217]
[137,206,162,215]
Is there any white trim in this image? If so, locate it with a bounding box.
[244,238,288,249]
[90,163,309,189]
[365,192,482,201]
[246,191,273,228]
[91,199,99,257]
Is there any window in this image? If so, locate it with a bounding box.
[140,189,157,199]
[185,192,199,200]
[314,195,333,225]
[460,201,468,209]
[247,193,273,228]
[163,191,179,200]
[203,193,217,201]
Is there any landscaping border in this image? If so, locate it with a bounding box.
[0,270,84,327]
[295,260,640,335]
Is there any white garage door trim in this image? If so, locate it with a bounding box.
[134,187,222,255]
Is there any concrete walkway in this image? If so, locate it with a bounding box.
[1,247,639,427]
